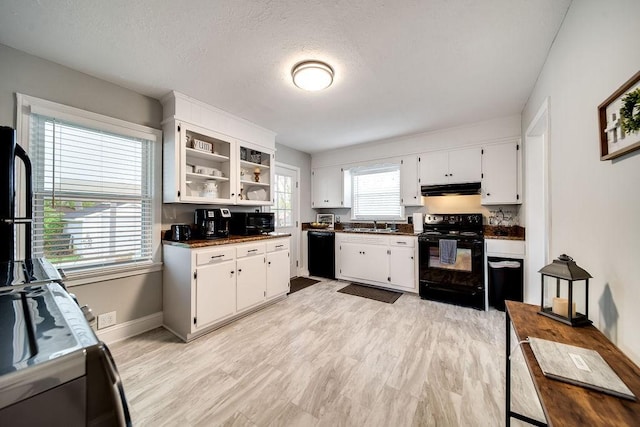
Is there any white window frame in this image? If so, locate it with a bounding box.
[16,93,163,285]
[350,163,404,221]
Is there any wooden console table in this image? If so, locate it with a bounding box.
[505,301,640,426]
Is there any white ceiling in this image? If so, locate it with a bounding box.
[0,0,571,154]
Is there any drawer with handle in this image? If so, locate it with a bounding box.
[236,243,265,258]
[389,236,416,247]
[196,247,235,266]
[266,238,290,252]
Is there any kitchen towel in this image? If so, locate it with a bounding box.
[439,239,457,265]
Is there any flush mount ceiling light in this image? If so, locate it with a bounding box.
[291,61,334,91]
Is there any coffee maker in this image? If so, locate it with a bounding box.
[195,208,231,239]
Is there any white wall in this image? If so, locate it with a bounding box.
[0,44,164,326]
[522,0,640,363]
[312,114,521,167]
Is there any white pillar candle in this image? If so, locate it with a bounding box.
[552,297,576,317]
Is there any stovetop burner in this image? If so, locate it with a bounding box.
[419,213,484,240]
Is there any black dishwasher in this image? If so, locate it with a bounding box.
[308,230,335,279]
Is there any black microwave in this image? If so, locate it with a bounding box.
[229,212,275,235]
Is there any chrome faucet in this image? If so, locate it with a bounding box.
[373,220,377,230]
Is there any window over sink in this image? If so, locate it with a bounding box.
[350,163,403,220]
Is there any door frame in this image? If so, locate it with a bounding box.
[524,97,551,303]
[275,162,301,277]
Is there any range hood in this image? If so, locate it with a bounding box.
[421,182,481,196]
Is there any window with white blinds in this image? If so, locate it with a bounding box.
[351,164,403,220]
[29,113,155,272]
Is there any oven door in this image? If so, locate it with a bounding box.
[419,237,484,291]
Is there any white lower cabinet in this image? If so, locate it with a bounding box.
[236,246,267,311]
[388,245,416,289]
[336,233,417,292]
[340,242,389,283]
[163,236,290,342]
[266,239,290,298]
[195,260,236,328]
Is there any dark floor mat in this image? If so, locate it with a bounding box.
[289,277,321,294]
[337,283,402,304]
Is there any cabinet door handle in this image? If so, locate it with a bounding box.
[396,241,407,245]
[248,249,258,253]
[487,193,491,196]
[275,244,284,248]
[210,255,225,259]
[231,270,235,275]
[268,261,271,265]
[238,269,242,273]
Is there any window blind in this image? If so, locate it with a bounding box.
[29,113,154,272]
[351,164,403,220]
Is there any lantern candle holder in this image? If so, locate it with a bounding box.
[538,254,592,326]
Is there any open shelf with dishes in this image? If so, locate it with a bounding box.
[237,146,273,204]
[163,118,275,205]
[183,127,233,201]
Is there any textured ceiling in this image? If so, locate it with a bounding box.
[0,0,571,153]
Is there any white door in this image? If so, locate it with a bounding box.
[481,142,519,204]
[449,147,482,183]
[419,151,449,185]
[525,98,551,303]
[400,155,422,206]
[236,255,266,311]
[267,250,290,297]
[274,163,300,278]
[195,261,236,328]
[389,246,416,289]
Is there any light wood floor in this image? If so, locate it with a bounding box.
[111,279,542,426]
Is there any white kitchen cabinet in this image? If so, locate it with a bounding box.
[312,166,351,208]
[266,239,290,298]
[163,120,236,204]
[481,141,521,205]
[162,237,289,342]
[419,147,482,185]
[339,241,389,283]
[388,239,416,289]
[335,233,417,292]
[162,92,276,206]
[400,155,422,206]
[195,259,236,328]
[236,243,267,311]
[237,142,274,205]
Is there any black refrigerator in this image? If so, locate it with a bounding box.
[0,126,33,262]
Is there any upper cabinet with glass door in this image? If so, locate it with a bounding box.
[161,91,277,205]
[236,142,274,205]
[163,120,235,204]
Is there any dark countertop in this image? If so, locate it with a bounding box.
[303,222,416,236]
[163,233,291,248]
[483,225,525,241]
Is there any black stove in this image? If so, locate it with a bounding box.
[419,214,483,240]
[418,213,485,310]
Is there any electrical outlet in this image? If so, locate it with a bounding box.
[97,311,117,329]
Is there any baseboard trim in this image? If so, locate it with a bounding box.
[96,311,163,345]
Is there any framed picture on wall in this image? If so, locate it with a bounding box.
[598,70,640,160]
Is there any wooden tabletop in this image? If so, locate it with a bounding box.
[506,301,640,426]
